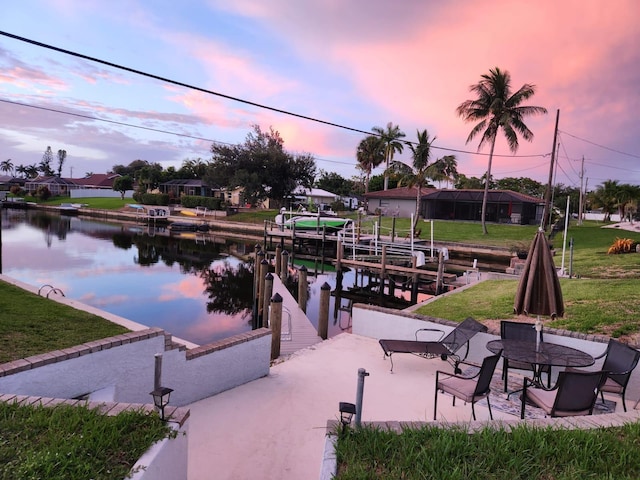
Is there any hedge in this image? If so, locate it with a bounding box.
[180,195,224,210]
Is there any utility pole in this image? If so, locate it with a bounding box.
[577,156,585,226]
[542,109,560,230]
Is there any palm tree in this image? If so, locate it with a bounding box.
[57,149,67,177]
[429,155,458,188]
[1,159,14,176]
[398,129,457,228]
[356,135,385,194]
[372,122,405,190]
[456,67,547,234]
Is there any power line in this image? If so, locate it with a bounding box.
[559,129,640,159]
[1,30,550,160]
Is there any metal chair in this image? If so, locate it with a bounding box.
[596,339,640,412]
[500,320,551,391]
[434,352,501,421]
[520,370,607,419]
[380,317,488,373]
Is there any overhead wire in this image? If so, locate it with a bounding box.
[1,30,550,161]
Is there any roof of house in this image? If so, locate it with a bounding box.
[364,186,436,199]
[72,173,121,187]
[25,176,79,186]
[292,187,338,198]
[365,187,543,204]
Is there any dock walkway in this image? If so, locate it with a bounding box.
[270,276,323,357]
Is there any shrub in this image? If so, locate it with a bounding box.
[34,186,51,201]
[140,193,170,205]
[607,237,636,254]
[180,195,224,210]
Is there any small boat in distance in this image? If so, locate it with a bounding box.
[168,221,210,232]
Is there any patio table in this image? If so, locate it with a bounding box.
[486,339,595,391]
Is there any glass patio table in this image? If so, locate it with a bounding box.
[486,338,595,390]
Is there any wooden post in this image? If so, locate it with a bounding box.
[411,254,419,304]
[298,265,308,313]
[274,244,282,277]
[253,245,262,328]
[258,258,269,318]
[380,245,387,297]
[318,282,331,340]
[263,273,274,328]
[280,250,289,282]
[391,216,396,242]
[436,250,444,295]
[270,293,283,360]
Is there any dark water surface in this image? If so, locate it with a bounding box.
[1,209,357,344]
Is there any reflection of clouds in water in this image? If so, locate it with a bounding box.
[184,310,253,344]
[158,277,206,302]
[82,294,131,308]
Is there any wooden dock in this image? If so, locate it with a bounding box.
[271,276,323,357]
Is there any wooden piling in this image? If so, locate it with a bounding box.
[298,265,308,313]
[280,250,289,282]
[258,258,269,318]
[318,282,331,340]
[275,244,282,277]
[270,293,283,360]
[263,272,273,328]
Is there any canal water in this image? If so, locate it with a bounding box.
[0,209,362,344]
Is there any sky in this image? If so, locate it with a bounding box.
[1,0,639,191]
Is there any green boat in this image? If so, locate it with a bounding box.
[283,215,351,233]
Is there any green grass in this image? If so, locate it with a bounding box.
[0,281,129,363]
[23,195,136,210]
[414,278,640,338]
[0,402,171,480]
[334,422,640,479]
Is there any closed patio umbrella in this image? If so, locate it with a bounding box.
[514,229,564,319]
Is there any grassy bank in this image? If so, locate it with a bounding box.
[335,422,640,479]
[415,278,640,338]
[0,402,171,480]
[0,281,129,363]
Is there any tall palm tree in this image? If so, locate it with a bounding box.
[57,149,67,177]
[429,155,458,188]
[372,122,405,190]
[356,135,385,194]
[456,67,547,234]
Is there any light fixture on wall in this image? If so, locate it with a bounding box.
[150,386,174,420]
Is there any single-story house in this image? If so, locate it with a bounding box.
[24,176,79,196]
[158,179,221,198]
[72,173,121,189]
[365,187,544,225]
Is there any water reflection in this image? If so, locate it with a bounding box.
[1,209,256,344]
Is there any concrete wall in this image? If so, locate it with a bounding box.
[131,419,190,480]
[0,328,272,407]
[71,188,134,199]
[351,304,627,384]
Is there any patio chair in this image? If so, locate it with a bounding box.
[500,320,551,391]
[379,317,488,373]
[434,352,502,421]
[520,370,607,419]
[591,339,640,412]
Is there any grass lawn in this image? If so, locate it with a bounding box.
[0,281,129,363]
[0,402,171,480]
[415,278,640,339]
[334,422,640,479]
[20,195,136,210]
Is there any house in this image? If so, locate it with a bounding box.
[158,179,221,199]
[72,173,121,190]
[289,187,339,209]
[365,187,544,224]
[24,176,79,196]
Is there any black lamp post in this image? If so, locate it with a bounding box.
[150,386,174,420]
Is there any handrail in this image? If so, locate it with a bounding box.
[38,284,66,298]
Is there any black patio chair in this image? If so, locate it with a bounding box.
[379,317,488,373]
[593,339,640,412]
[500,320,551,391]
[520,369,607,419]
[434,352,502,421]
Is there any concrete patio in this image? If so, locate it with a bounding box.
[186,331,640,480]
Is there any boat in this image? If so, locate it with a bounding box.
[58,203,82,215]
[168,221,210,232]
[283,214,351,233]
